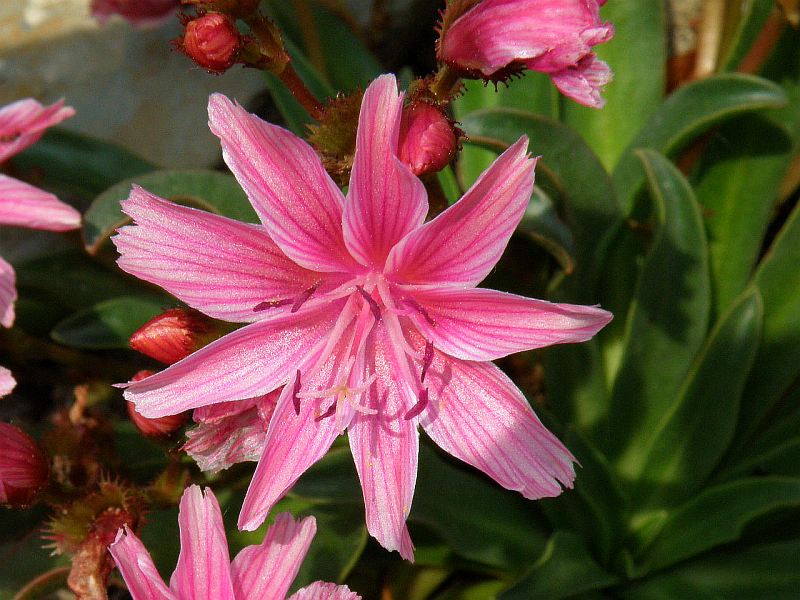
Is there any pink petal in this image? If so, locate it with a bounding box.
[548,53,613,109]
[238,338,356,531]
[169,486,235,600]
[184,393,278,473]
[386,137,534,287]
[0,366,15,398]
[348,323,417,561]
[108,527,177,600]
[342,74,428,268]
[407,286,612,361]
[207,94,359,274]
[0,176,80,231]
[0,98,75,163]
[124,302,343,418]
[91,0,178,27]
[230,513,316,599]
[421,353,576,499]
[0,256,15,328]
[289,582,362,600]
[114,186,322,323]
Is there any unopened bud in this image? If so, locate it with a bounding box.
[398,101,458,176]
[0,422,49,507]
[182,12,241,73]
[130,308,215,364]
[127,370,188,437]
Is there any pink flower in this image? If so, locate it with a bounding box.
[109,485,360,600]
[0,367,15,398]
[91,0,179,27]
[115,74,612,559]
[0,99,79,329]
[437,0,614,108]
[0,422,49,507]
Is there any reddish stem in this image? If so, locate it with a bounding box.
[278,64,325,120]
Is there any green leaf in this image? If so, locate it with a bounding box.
[608,150,710,473]
[737,200,800,441]
[411,442,549,570]
[459,108,620,298]
[437,165,462,206]
[10,128,155,199]
[621,540,800,600]
[719,0,777,72]
[517,186,576,275]
[693,116,793,318]
[83,169,257,254]
[562,0,667,170]
[635,477,800,574]
[633,288,763,507]
[51,296,168,349]
[613,74,788,213]
[499,531,617,600]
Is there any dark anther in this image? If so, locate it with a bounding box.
[291,281,322,313]
[292,370,302,415]
[356,286,382,321]
[404,297,435,325]
[421,341,434,383]
[315,402,336,422]
[405,388,429,420]
[253,298,292,312]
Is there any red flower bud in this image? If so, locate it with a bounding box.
[182,12,241,73]
[127,370,188,437]
[0,423,49,507]
[130,308,215,365]
[397,102,458,176]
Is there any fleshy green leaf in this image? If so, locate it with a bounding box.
[613,74,788,213]
[635,477,800,574]
[51,296,169,349]
[562,0,667,170]
[607,150,710,473]
[83,169,257,254]
[719,0,777,72]
[499,531,617,600]
[632,288,763,507]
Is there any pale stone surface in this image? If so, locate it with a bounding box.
[0,0,265,168]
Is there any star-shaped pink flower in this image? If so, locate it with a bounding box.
[109,485,360,600]
[116,74,612,559]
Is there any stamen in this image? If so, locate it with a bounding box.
[356,286,382,322]
[421,341,434,383]
[405,388,429,420]
[292,370,302,415]
[315,402,336,422]
[403,296,436,325]
[291,281,323,313]
[253,298,292,312]
[0,133,21,143]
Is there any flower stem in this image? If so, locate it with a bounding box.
[278,63,325,120]
[429,64,462,104]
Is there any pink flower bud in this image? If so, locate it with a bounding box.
[397,102,458,176]
[91,0,178,27]
[129,308,215,365]
[437,0,614,107]
[182,12,241,73]
[0,423,49,507]
[127,370,188,437]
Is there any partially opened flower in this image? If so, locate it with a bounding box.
[0,422,49,507]
[116,73,612,559]
[437,0,614,107]
[109,485,360,599]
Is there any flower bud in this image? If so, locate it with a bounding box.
[182,12,242,73]
[0,422,49,507]
[436,0,614,107]
[129,308,215,365]
[398,101,458,176]
[126,370,188,437]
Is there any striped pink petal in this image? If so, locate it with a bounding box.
[124,302,343,418]
[548,53,613,109]
[348,323,417,561]
[0,176,80,231]
[385,137,534,287]
[109,527,177,600]
[0,256,15,328]
[343,74,428,268]
[208,94,359,274]
[231,513,316,599]
[114,187,321,323]
[0,98,75,163]
[421,353,576,499]
[169,486,235,600]
[289,582,361,600]
[406,286,613,361]
[0,366,15,397]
